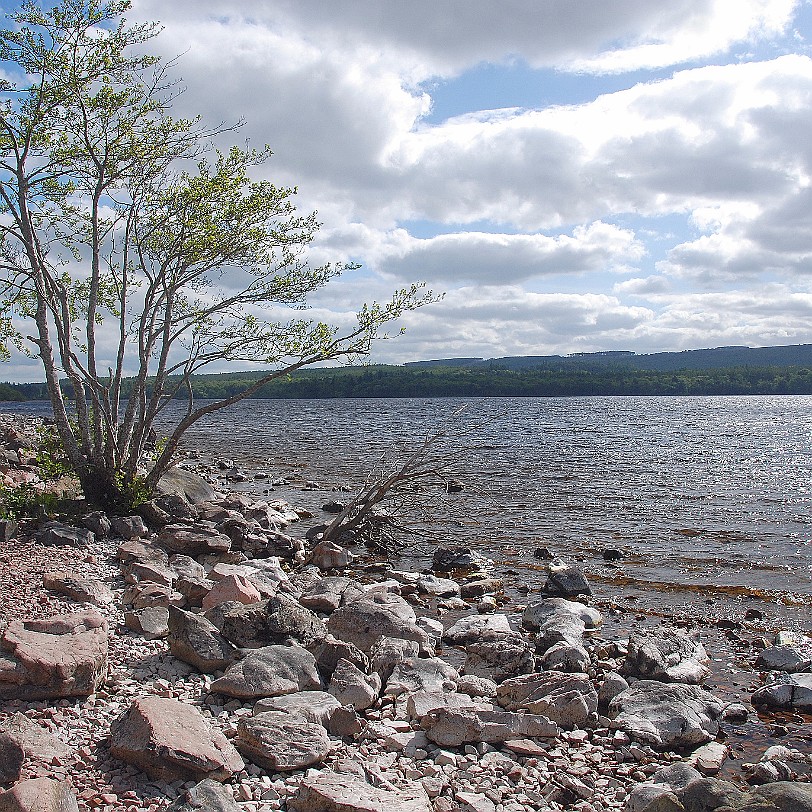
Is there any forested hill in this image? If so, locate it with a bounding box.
[6,344,812,400]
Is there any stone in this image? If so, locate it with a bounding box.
[201,574,262,610]
[460,578,503,598]
[156,467,217,505]
[311,540,353,570]
[462,635,535,683]
[0,712,73,766]
[534,617,588,653]
[541,563,591,597]
[599,672,630,707]
[312,635,369,682]
[37,522,93,548]
[751,672,812,710]
[751,782,812,812]
[117,538,169,568]
[169,554,206,581]
[210,645,322,698]
[236,711,331,771]
[421,707,559,747]
[42,571,113,605]
[158,523,232,556]
[540,640,590,672]
[254,691,341,727]
[522,597,602,632]
[456,674,498,698]
[176,576,216,606]
[328,706,364,738]
[110,696,243,782]
[0,731,24,784]
[290,770,432,812]
[416,574,460,597]
[690,741,729,775]
[0,778,79,812]
[166,779,241,812]
[111,515,149,539]
[124,606,170,639]
[122,581,184,609]
[621,628,710,684]
[432,546,491,572]
[327,592,430,653]
[369,636,420,683]
[384,657,459,697]
[264,593,328,647]
[456,793,496,812]
[609,680,724,749]
[328,658,381,710]
[125,559,176,587]
[0,610,108,700]
[497,671,598,729]
[443,614,514,646]
[167,606,240,673]
[756,635,812,672]
[406,690,476,721]
[80,511,111,537]
[300,577,363,613]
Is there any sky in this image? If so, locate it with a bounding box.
[6,0,812,378]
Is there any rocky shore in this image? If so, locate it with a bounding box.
[0,412,810,812]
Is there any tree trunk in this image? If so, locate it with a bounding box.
[76,464,128,513]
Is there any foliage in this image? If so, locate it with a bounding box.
[0,481,59,520]
[0,1,435,510]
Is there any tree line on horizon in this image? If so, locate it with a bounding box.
[5,362,812,401]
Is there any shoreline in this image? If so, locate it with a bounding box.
[1,412,811,812]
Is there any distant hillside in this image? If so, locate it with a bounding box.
[5,344,812,400]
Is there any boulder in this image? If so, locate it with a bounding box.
[41,572,113,605]
[311,635,369,682]
[384,657,459,697]
[299,577,363,613]
[369,636,420,684]
[156,467,217,505]
[609,680,724,749]
[37,522,93,548]
[540,641,590,673]
[201,574,262,610]
[621,628,710,684]
[756,632,812,673]
[460,578,503,598]
[264,593,328,647]
[751,672,812,710]
[0,611,108,700]
[406,691,477,721]
[751,782,812,812]
[422,706,559,747]
[0,732,24,784]
[327,592,429,653]
[521,597,602,632]
[540,563,591,598]
[167,607,240,673]
[0,778,79,812]
[111,515,149,539]
[462,635,535,683]
[0,712,73,768]
[117,539,169,568]
[124,607,170,639]
[432,546,491,572]
[109,696,243,782]
[166,779,241,812]
[416,574,460,598]
[210,645,322,698]
[254,691,341,727]
[158,523,231,556]
[311,540,353,570]
[497,671,597,729]
[236,711,331,772]
[217,601,269,648]
[290,770,432,812]
[443,614,514,646]
[328,659,381,711]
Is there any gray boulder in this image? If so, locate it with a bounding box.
[522,597,602,632]
[42,571,113,605]
[422,706,559,747]
[384,657,459,697]
[158,523,231,556]
[432,546,491,572]
[236,711,331,772]
[311,634,369,682]
[210,645,322,698]
[621,627,710,684]
[369,636,421,684]
[540,563,591,598]
[462,634,535,683]
[497,671,597,729]
[299,577,363,613]
[156,467,217,505]
[167,606,239,673]
[254,691,341,727]
[443,614,513,646]
[166,779,240,812]
[291,770,432,812]
[264,593,328,647]
[328,659,381,711]
[751,672,812,710]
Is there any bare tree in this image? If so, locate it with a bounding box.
[0,1,435,509]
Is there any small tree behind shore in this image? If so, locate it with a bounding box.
[0,1,435,510]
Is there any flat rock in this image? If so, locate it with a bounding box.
[497,671,597,729]
[462,635,535,683]
[300,577,363,613]
[369,636,420,683]
[210,645,322,698]
[109,696,243,782]
[751,672,812,710]
[521,597,602,632]
[0,777,79,812]
[42,572,113,605]
[384,657,459,697]
[311,540,353,570]
[406,690,476,721]
[236,711,331,771]
[167,606,239,673]
[609,680,724,749]
[290,770,432,812]
[254,691,341,727]
[0,712,73,765]
[166,779,240,812]
[0,611,108,700]
[37,522,93,548]
[421,706,559,747]
[443,614,513,646]
[621,628,710,684]
[124,606,170,639]
[158,523,232,556]
[201,574,262,610]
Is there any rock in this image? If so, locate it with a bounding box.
[497,671,598,729]
[540,563,591,598]
[416,574,460,598]
[756,632,812,673]
[0,610,108,700]
[121,581,184,609]
[460,578,503,598]
[169,554,207,581]
[384,657,459,697]
[456,793,496,812]
[156,467,217,505]
[0,731,24,784]
[111,515,149,539]
[37,522,93,548]
[42,571,113,605]
[522,597,602,632]
[422,706,559,747]
[80,511,111,537]
[327,592,430,653]
[0,712,73,766]
[432,546,491,572]
[201,574,262,610]
[0,778,79,812]
[690,741,729,775]
[540,640,590,673]
[264,593,328,647]
[290,769,432,812]
[599,672,630,707]
[328,706,364,738]
[158,523,232,556]
[139,493,199,529]
[312,635,369,682]
[124,606,170,639]
[166,779,241,812]
[443,614,514,645]
[254,691,341,727]
[462,634,535,683]
[109,696,243,782]
[328,658,381,711]
[534,616,589,653]
[311,540,353,570]
[406,690,476,721]
[176,575,216,606]
[125,559,176,587]
[456,674,498,698]
[751,782,812,811]
[210,645,322,698]
[751,672,812,710]
[621,628,710,684]
[300,577,363,613]
[216,601,268,648]
[117,539,169,568]
[236,711,331,771]
[369,636,421,684]
[167,606,239,673]
[679,778,748,811]
[609,680,724,749]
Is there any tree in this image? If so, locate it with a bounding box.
[0,1,435,509]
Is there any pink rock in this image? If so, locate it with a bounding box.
[0,611,108,701]
[109,696,244,782]
[0,777,79,812]
[311,540,352,570]
[202,574,262,610]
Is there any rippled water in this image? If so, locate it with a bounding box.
[7,395,812,610]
